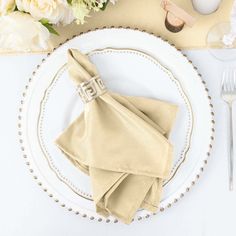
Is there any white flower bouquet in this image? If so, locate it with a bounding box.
[0,0,116,52]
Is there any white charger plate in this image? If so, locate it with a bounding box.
[18,28,214,222]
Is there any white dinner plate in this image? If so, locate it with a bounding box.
[18,28,214,223]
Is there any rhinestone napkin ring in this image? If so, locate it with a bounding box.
[77,76,107,103]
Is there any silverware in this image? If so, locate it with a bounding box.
[221,69,236,191]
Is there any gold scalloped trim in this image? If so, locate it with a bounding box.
[18,26,215,223]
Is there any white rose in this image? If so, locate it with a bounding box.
[16,0,74,25]
[0,11,52,52]
[0,0,15,15]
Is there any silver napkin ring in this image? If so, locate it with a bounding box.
[77,76,107,103]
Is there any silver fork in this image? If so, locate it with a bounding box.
[221,68,236,191]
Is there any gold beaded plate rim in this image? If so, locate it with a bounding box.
[18,27,215,223]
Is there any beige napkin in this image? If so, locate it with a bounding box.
[56,49,178,224]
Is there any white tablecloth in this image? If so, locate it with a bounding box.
[0,50,236,236]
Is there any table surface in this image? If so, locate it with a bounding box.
[0,49,236,236]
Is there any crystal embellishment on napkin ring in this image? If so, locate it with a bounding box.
[77,76,107,103]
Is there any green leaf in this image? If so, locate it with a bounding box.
[39,19,59,36]
[101,1,109,10]
[67,0,72,5]
[39,18,49,25]
[45,24,59,36]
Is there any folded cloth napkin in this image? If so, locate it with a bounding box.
[55,49,178,224]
